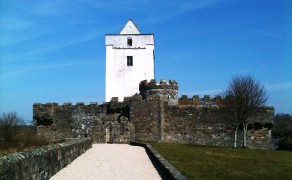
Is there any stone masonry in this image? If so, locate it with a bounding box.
[33,79,274,149]
[0,138,92,180]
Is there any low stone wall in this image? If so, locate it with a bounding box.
[0,138,92,180]
[130,141,187,180]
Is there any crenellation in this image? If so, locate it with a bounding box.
[33,103,42,108]
[215,95,222,100]
[160,79,168,85]
[169,79,178,86]
[141,79,178,90]
[111,97,119,102]
[193,95,199,99]
[149,79,157,85]
[204,95,210,100]
[132,95,142,101]
[63,102,72,106]
[89,102,98,106]
[103,102,109,106]
[109,101,123,109]
[45,102,58,107]
[123,96,132,101]
[178,95,224,110]
[33,84,273,148]
[139,79,178,106]
[76,102,85,106]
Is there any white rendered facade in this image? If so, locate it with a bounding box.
[105,20,155,102]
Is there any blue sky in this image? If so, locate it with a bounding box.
[0,0,291,122]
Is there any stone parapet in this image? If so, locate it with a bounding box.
[0,138,92,180]
[178,95,220,109]
[33,102,100,109]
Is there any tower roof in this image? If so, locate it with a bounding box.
[120,19,140,34]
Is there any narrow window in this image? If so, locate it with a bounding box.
[127,56,133,66]
[127,38,132,46]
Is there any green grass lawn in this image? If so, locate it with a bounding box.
[149,143,292,180]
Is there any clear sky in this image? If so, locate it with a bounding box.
[0,0,291,122]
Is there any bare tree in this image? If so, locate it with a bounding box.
[0,112,25,126]
[221,75,268,148]
[218,101,242,148]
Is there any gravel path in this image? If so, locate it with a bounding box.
[50,144,162,180]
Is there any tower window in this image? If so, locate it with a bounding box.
[127,56,133,66]
[127,38,132,46]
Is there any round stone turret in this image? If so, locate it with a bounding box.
[139,79,178,106]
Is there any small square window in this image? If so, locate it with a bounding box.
[127,38,132,46]
[127,56,133,66]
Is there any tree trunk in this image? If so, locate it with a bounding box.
[234,126,238,148]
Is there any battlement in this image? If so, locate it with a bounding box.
[178,95,221,109]
[139,79,178,90]
[179,95,222,101]
[178,95,275,112]
[33,78,274,149]
[139,79,178,106]
[33,102,100,109]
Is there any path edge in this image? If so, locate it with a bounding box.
[130,141,187,180]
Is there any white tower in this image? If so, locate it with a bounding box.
[105,19,155,102]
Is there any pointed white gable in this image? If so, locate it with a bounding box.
[120,19,140,34]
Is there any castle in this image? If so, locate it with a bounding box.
[33,20,274,149]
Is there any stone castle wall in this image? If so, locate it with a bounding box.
[33,97,274,149]
[164,106,273,149]
[33,80,275,149]
[130,98,164,142]
[128,95,274,149]
[34,101,132,144]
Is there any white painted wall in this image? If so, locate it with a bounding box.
[105,34,154,102]
[120,20,140,34]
